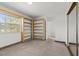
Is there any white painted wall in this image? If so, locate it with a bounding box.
[0,32,21,48]
[46,18,56,40]
[54,15,67,42]
[46,2,75,44]
[46,15,67,42]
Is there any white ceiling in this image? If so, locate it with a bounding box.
[0,2,69,18]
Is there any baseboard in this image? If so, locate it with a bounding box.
[55,40,65,43]
[69,42,79,45]
[55,40,79,45]
[54,40,67,46]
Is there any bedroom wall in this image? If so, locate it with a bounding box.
[46,15,67,43]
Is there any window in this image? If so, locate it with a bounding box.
[0,13,20,32]
[0,14,6,32]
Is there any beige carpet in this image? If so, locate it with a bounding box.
[0,39,70,56]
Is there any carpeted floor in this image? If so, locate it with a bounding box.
[0,39,70,56]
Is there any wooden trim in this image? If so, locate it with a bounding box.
[42,18,45,40]
[21,17,24,42]
[67,2,77,15]
[0,8,24,18]
[20,17,22,42]
[32,18,34,40]
[0,8,32,19]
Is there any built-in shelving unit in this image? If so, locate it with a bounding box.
[23,18,32,41]
[33,17,46,40]
[22,17,46,41]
